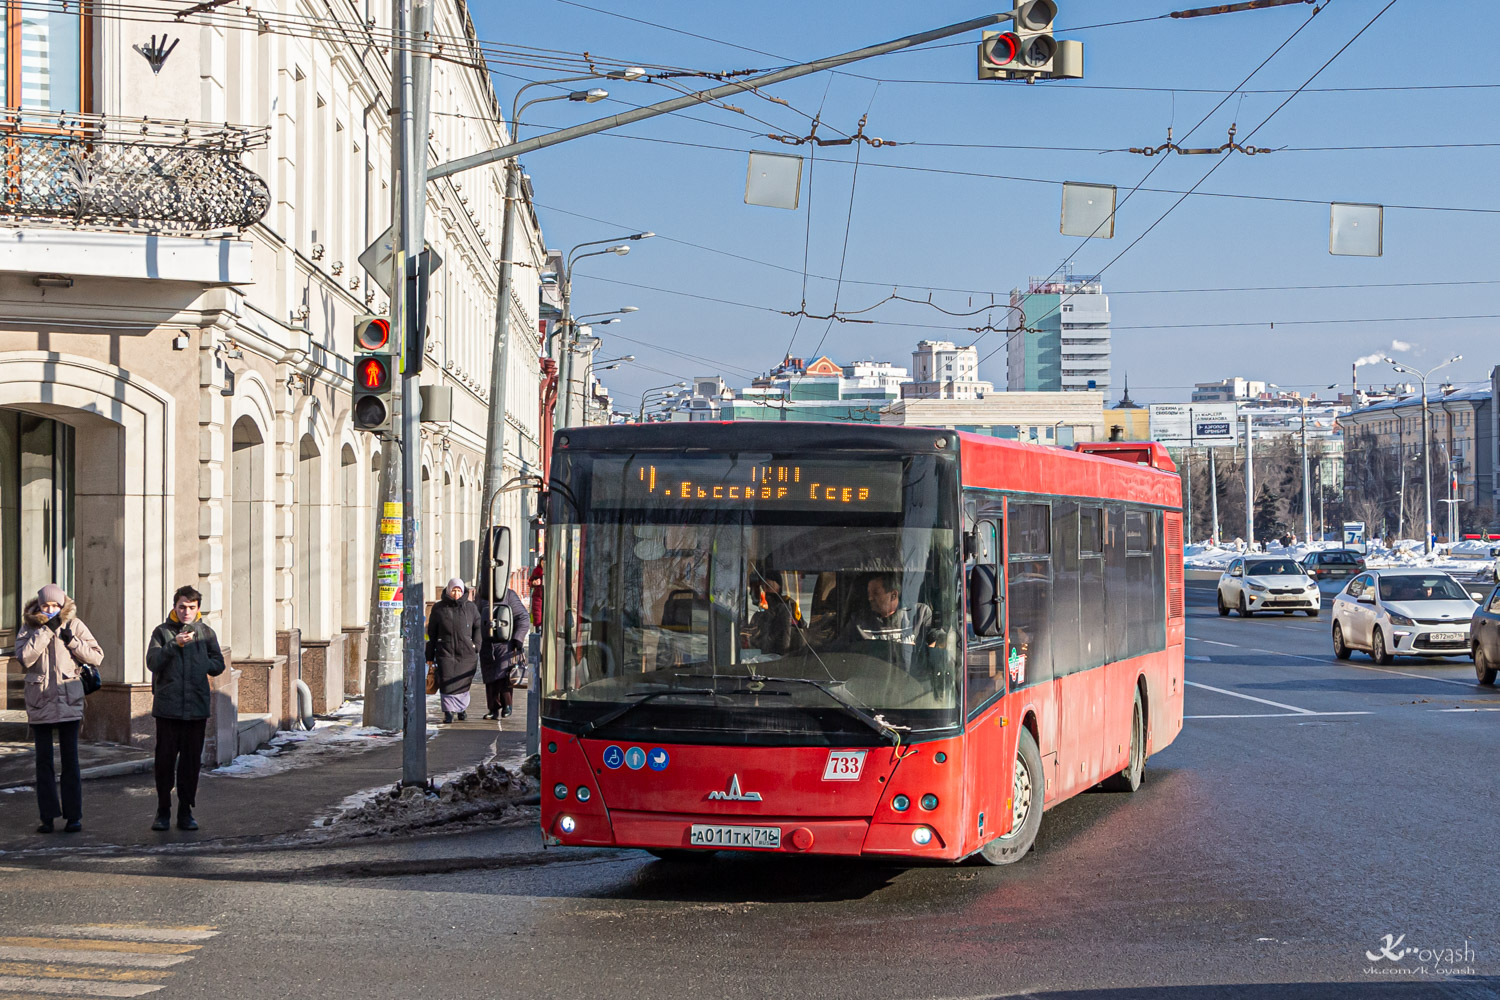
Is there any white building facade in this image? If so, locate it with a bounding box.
[903,341,992,400]
[0,2,544,755]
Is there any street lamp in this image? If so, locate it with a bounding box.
[553,237,653,429]
[637,382,688,422]
[1386,354,1462,554]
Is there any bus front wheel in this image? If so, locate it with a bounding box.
[976,727,1044,866]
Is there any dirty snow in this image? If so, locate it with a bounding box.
[210,695,445,778]
[1186,539,1498,580]
[308,760,538,839]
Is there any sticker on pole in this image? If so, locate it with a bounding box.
[822,750,866,781]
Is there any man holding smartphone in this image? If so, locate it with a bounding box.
[146,585,226,831]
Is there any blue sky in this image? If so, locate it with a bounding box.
[467,0,1499,409]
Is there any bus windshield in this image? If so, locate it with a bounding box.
[543,450,961,745]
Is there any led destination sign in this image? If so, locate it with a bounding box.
[592,457,904,512]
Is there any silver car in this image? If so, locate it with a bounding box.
[1216,556,1321,618]
[1331,571,1485,664]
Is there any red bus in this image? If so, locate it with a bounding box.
[539,423,1184,863]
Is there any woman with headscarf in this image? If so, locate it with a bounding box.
[15,583,104,834]
[425,577,482,723]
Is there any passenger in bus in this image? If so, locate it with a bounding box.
[838,572,933,671]
[745,568,802,656]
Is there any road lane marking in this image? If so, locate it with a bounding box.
[1338,661,1482,689]
[1186,712,1372,719]
[1186,655,1212,662]
[0,940,197,958]
[1185,680,1316,715]
[1188,639,1241,648]
[1436,707,1500,712]
[0,975,163,997]
[0,949,188,970]
[30,928,217,945]
[0,963,166,984]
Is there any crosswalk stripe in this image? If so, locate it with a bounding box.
[0,975,163,997]
[0,948,189,970]
[0,939,198,958]
[29,927,218,945]
[0,963,168,984]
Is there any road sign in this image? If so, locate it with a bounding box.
[359,224,397,291]
[1343,521,1366,552]
[1149,403,1238,445]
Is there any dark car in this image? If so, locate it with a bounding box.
[1472,584,1500,686]
[1302,549,1367,582]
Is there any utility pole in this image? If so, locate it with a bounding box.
[1208,447,1220,546]
[479,158,519,603]
[1244,411,1255,548]
[1300,401,1312,544]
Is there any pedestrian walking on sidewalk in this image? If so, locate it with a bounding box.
[146,586,225,832]
[480,585,529,720]
[427,578,481,723]
[16,584,104,834]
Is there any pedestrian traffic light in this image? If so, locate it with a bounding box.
[352,314,394,433]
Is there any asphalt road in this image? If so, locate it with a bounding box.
[1,581,1496,1000]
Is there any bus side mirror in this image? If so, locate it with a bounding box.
[969,564,1002,638]
[491,601,514,644]
[487,525,511,603]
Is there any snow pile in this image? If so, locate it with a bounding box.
[211,696,454,778]
[1185,538,1497,578]
[313,761,538,838]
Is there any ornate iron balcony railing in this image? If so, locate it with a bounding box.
[0,110,271,233]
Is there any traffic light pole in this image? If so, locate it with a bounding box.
[427,11,1016,182]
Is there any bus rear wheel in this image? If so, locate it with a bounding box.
[1102,688,1145,793]
[975,727,1043,866]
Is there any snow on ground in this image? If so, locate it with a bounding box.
[1185,539,1498,579]
[308,759,538,839]
[211,694,445,778]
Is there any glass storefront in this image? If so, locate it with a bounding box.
[1,409,75,651]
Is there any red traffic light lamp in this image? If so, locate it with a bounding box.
[355,315,391,352]
[352,314,394,433]
[358,356,390,391]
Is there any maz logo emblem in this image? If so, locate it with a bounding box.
[707,774,762,802]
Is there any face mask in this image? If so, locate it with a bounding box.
[45,608,60,619]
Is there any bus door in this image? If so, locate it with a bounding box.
[963,501,1010,845]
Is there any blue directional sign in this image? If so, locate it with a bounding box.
[602,745,625,769]
[624,746,646,770]
[647,747,670,771]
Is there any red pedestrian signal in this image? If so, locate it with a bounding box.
[984,32,1020,68]
[358,356,389,391]
[352,313,394,432]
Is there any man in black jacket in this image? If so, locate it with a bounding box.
[146,585,226,831]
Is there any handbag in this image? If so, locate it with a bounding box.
[425,664,439,695]
[80,663,102,696]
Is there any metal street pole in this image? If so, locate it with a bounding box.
[1244,411,1255,548]
[1209,447,1220,545]
[396,0,434,787]
[1300,400,1312,544]
[428,12,1020,182]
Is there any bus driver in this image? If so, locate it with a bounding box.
[839,572,933,672]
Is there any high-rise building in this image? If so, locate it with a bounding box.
[1007,274,1111,393]
[902,341,994,400]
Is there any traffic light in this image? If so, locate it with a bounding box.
[979,1,1061,80]
[352,314,394,433]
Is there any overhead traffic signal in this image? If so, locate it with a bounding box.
[352,314,394,433]
[980,1,1082,81]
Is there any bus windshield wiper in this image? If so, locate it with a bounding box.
[578,686,718,738]
[744,675,902,746]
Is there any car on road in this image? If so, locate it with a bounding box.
[1471,584,1500,686]
[1216,556,1321,618]
[1331,570,1487,664]
[1300,548,1367,582]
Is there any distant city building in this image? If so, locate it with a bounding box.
[882,392,1106,446]
[670,355,909,424]
[901,341,994,400]
[1340,381,1495,512]
[1007,274,1111,393]
[1192,377,1268,402]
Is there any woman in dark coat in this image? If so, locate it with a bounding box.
[479,587,530,720]
[426,578,482,723]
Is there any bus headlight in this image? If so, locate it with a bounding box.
[920,794,939,811]
[576,786,592,803]
[891,795,910,812]
[553,783,569,800]
[559,815,577,834]
[912,826,933,846]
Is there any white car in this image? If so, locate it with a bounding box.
[1330,571,1486,664]
[1216,556,1321,618]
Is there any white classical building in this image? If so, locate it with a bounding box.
[902,341,993,400]
[0,2,545,756]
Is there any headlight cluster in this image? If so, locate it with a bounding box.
[1246,583,1267,592]
[1386,612,1416,627]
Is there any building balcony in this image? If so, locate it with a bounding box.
[0,110,270,235]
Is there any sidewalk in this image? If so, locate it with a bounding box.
[0,685,532,854]
[0,711,154,789]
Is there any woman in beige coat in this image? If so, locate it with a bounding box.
[16,583,104,833]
